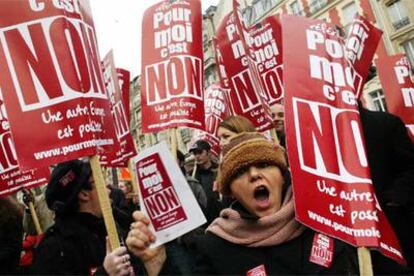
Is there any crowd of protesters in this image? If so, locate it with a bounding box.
[1,102,414,275]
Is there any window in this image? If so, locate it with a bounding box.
[203,32,209,51]
[309,0,327,13]
[342,2,358,35]
[369,90,387,112]
[262,0,271,12]
[403,39,414,70]
[387,0,410,30]
[290,0,302,15]
[254,1,264,18]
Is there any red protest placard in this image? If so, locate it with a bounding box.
[116,68,131,122]
[377,54,414,142]
[215,11,273,131]
[0,97,49,197]
[141,0,205,133]
[204,83,232,136]
[282,15,404,264]
[136,152,187,231]
[249,16,284,105]
[100,51,136,167]
[345,15,382,98]
[0,0,116,170]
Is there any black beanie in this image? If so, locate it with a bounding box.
[46,160,92,214]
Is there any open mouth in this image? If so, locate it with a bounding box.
[254,185,270,207]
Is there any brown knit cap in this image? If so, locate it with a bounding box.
[217,132,287,196]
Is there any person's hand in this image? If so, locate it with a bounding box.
[126,211,166,276]
[103,238,134,276]
[22,190,35,207]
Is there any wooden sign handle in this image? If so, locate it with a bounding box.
[128,159,140,201]
[358,247,373,276]
[170,128,178,160]
[270,128,280,146]
[90,155,120,249]
[28,201,43,235]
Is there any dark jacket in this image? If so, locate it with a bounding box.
[360,107,414,272]
[0,197,23,275]
[193,163,222,224]
[192,229,358,275]
[31,212,107,275]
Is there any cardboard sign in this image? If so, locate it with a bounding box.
[246,264,267,276]
[282,15,404,264]
[116,68,131,122]
[344,15,382,98]
[100,51,136,167]
[133,142,206,247]
[377,54,414,142]
[141,0,205,133]
[0,0,116,170]
[309,233,334,268]
[215,11,273,131]
[204,83,232,136]
[0,95,49,197]
[249,16,284,105]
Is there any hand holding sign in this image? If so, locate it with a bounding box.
[127,211,166,276]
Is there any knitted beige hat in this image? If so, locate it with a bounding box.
[217,132,287,196]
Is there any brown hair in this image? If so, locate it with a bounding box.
[219,115,256,134]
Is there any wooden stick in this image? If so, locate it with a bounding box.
[192,162,197,178]
[128,159,139,197]
[270,128,280,146]
[145,133,152,148]
[28,202,43,235]
[175,128,185,153]
[358,247,373,276]
[170,128,177,160]
[90,155,120,249]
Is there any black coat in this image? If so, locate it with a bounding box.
[360,107,414,271]
[0,198,23,275]
[191,228,358,275]
[193,163,223,224]
[31,212,107,275]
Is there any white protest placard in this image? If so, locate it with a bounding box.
[133,141,206,247]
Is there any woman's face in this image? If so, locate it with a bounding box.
[119,182,129,195]
[218,127,237,148]
[230,163,284,218]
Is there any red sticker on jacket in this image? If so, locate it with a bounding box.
[310,233,334,268]
[247,264,267,276]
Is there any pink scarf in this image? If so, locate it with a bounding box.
[207,188,305,247]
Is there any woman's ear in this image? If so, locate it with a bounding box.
[77,189,90,202]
